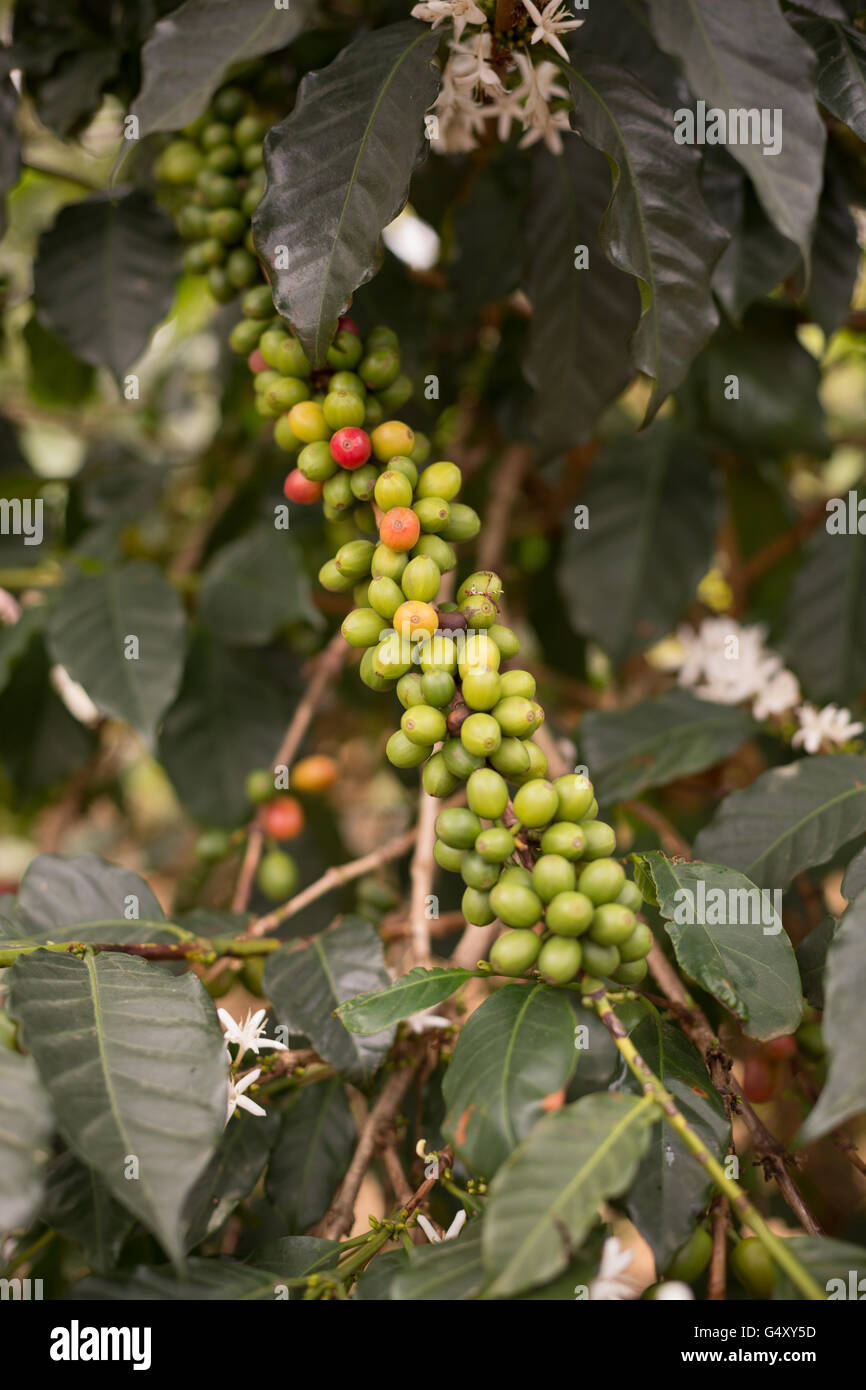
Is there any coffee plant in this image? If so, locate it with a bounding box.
[2,0,866,1328]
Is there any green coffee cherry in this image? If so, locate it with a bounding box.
[512,779,559,828]
[537,936,582,985]
[414,534,457,572]
[401,704,447,747]
[499,865,532,888]
[461,713,502,758]
[581,820,618,859]
[372,544,408,581]
[435,807,483,849]
[730,1238,776,1300]
[322,472,353,512]
[486,623,520,658]
[462,669,502,712]
[442,738,484,779]
[375,470,414,511]
[258,849,299,900]
[434,839,465,872]
[196,828,232,861]
[554,773,595,822]
[341,608,384,648]
[545,891,594,937]
[350,465,378,501]
[463,886,495,926]
[665,1227,713,1284]
[401,555,440,602]
[490,929,541,976]
[359,647,396,691]
[466,768,508,819]
[618,923,653,963]
[493,696,542,739]
[397,672,425,709]
[245,768,274,803]
[318,559,354,592]
[386,730,429,768]
[460,851,500,892]
[499,669,536,700]
[580,939,620,979]
[489,737,531,778]
[368,575,405,619]
[474,827,516,864]
[532,855,576,903]
[387,455,419,487]
[460,593,498,628]
[589,903,636,946]
[616,880,644,913]
[577,858,625,904]
[324,389,366,430]
[414,496,451,534]
[440,503,481,542]
[229,318,266,354]
[488,881,543,930]
[610,959,648,986]
[420,670,455,707]
[335,539,374,580]
[422,752,460,798]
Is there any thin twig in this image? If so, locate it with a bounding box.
[707,1193,729,1300]
[622,801,692,860]
[319,1064,419,1240]
[409,791,439,968]
[477,443,530,572]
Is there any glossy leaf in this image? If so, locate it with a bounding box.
[255,22,441,364]
[7,950,228,1261]
[337,966,475,1035]
[782,520,866,705]
[0,1047,53,1236]
[41,1150,134,1274]
[183,1107,279,1251]
[442,983,578,1178]
[796,915,836,1010]
[266,1079,354,1233]
[198,524,319,646]
[265,916,394,1085]
[799,889,866,1141]
[637,853,803,1039]
[693,755,866,890]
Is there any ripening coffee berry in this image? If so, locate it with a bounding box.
[401,704,447,746]
[537,936,582,985]
[386,729,430,768]
[545,890,594,937]
[374,469,414,511]
[341,608,385,648]
[413,534,457,572]
[580,939,620,979]
[330,426,371,469]
[372,635,412,680]
[486,624,520,659]
[416,461,462,501]
[531,855,576,903]
[581,820,618,859]
[323,389,366,430]
[493,696,542,739]
[461,668,502,712]
[460,593,497,628]
[387,454,418,487]
[466,768,508,819]
[393,600,439,641]
[512,779,559,828]
[538,822,585,860]
[419,633,458,673]
[379,507,421,551]
[458,633,501,676]
[499,865,532,888]
[318,559,354,592]
[577,858,625,904]
[291,755,338,793]
[371,420,415,462]
[245,768,274,803]
[436,806,483,849]
[460,712,502,758]
[462,886,495,926]
[488,881,543,930]
[322,472,353,512]
[368,576,404,619]
[260,795,304,840]
[335,539,374,580]
[372,543,408,580]
[457,571,503,604]
[258,849,300,900]
[422,752,460,798]
[618,924,653,962]
[589,903,636,946]
[327,330,363,370]
[499,669,536,700]
[490,929,541,977]
[474,826,516,863]
[283,469,323,504]
[460,851,500,892]
[440,502,481,542]
[288,401,329,443]
[401,555,440,603]
[434,838,465,872]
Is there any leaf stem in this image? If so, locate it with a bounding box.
[588,984,825,1302]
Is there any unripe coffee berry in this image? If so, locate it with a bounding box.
[489,737,531,778]
[414,496,451,533]
[581,820,618,859]
[589,903,636,946]
[488,881,543,930]
[401,704,446,746]
[463,886,495,926]
[386,730,429,768]
[462,668,501,711]
[486,623,520,659]
[466,768,508,819]
[616,880,644,913]
[493,696,541,739]
[436,807,483,849]
[577,858,625,903]
[531,855,576,903]
[420,670,455,707]
[617,923,654,962]
[245,768,274,803]
[512,779,559,828]
[460,712,502,758]
[341,607,384,648]
[474,827,516,863]
[499,669,536,700]
[460,851,500,892]
[457,570,503,604]
[553,773,595,822]
[442,739,484,779]
[610,959,648,987]
[434,839,465,872]
[537,936,582,985]
[545,890,594,937]
[422,752,460,798]
[416,461,462,501]
[460,593,497,628]
[401,555,440,602]
[580,939,620,979]
[490,929,541,977]
[374,470,414,510]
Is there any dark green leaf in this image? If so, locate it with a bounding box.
[23,315,95,407]
[34,192,181,384]
[266,1078,355,1233]
[703,152,799,323]
[10,852,171,942]
[567,62,727,414]
[134,0,309,135]
[614,1014,729,1270]
[782,518,866,704]
[0,636,97,799]
[523,137,639,452]
[557,422,719,665]
[799,888,866,1140]
[158,629,294,827]
[265,916,394,1084]
[47,561,186,743]
[482,1092,654,1298]
[254,21,441,364]
[636,853,804,1039]
[0,1047,53,1236]
[74,1256,295,1299]
[0,606,45,695]
[842,845,866,899]
[442,983,577,1178]
[393,1219,486,1301]
[796,915,836,1009]
[355,1248,408,1300]
[693,754,866,889]
[337,966,474,1035]
[801,152,859,335]
[199,524,319,646]
[183,1107,278,1250]
[0,68,20,240]
[41,1151,134,1273]
[8,950,228,1261]
[648,0,825,260]
[775,1236,866,1300]
[791,14,866,141]
[580,690,754,803]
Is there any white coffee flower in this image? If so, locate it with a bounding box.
[588,1236,638,1300]
[218,1006,287,1055]
[522,0,586,61]
[226,1068,266,1123]
[752,667,801,721]
[411,0,487,42]
[417,1209,467,1243]
[792,703,865,754]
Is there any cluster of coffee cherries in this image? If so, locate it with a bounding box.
[155,85,268,304]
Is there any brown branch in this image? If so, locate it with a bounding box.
[246,828,418,937]
[381,1145,414,1210]
[319,1064,419,1240]
[409,791,439,968]
[622,801,692,860]
[647,943,823,1237]
[477,443,531,572]
[233,632,347,913]
[494,0,521,31]
[707,1194,729,1301]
